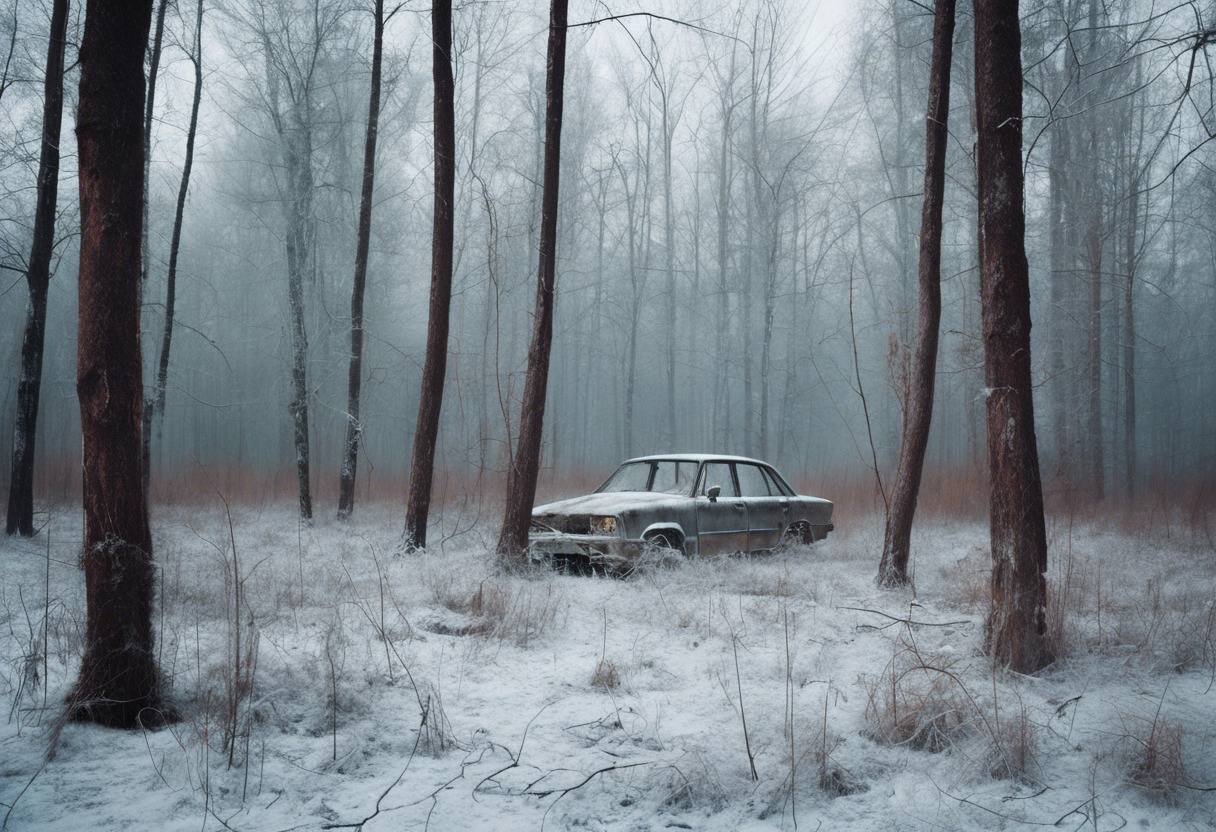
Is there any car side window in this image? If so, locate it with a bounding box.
[699,462,738,498]
[736,464,772,497]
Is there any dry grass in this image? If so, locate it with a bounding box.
[862,639,969,753]
[423,571,563,647]
[984,696,1040,783]
[591,658,620,690]
[1115,698,1190,803]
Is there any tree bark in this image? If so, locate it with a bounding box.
[974,0,1052,673]
[404,0,455,548]
[496,0,567,561]
[5,0,68,537]
[71,0,163,727]
[143,0,204,496]
[878,0,955,587]
[338,0,385,520]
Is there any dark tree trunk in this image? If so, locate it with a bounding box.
[496,0,567,561]
[71,0,162,727]
[403,0,455,548]
[140,0,168,294]
[338,0,385,520]
[974,0,1052,673]
[878,0,955,587]
[5,0,68,537]
[142,0,203,495]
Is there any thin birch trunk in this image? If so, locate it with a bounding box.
[338,0,385,519]
[143,0,204,496]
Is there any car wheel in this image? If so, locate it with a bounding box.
[777,522,813,552]
[638,531,684,570]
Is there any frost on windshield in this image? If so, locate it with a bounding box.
[596,460,699,494]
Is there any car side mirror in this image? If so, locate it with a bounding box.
[707,485,721,502]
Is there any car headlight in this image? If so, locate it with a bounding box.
[590,515,619,536]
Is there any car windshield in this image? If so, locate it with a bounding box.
[596,460,699,495]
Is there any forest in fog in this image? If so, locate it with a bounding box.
[3,0,1214,509]
[4,2,1216,830]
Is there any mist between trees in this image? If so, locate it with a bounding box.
[2,0,1216,509]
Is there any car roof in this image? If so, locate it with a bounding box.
[621,454,773,466]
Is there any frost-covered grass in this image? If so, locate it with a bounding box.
[2,502,1215,831]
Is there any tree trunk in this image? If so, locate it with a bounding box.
[71,0,163,727]
[878,0,955,587]
[5,0,68,537]
[974,0,1052,673]
[496,0,567,561]
[714,83,733,449]
[338,0,385,520]
[662,96,677,449]
[1123,154,1138,498]
[140,0,168,296]
[1047,94,1070,480]
[1086,198,1103,500]
[404,0,455,549]
[1085,0,1104,500]
[280,90,315,521]
[143,0,204,496]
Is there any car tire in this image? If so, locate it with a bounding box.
[777,521,813,552]
[638,531,684,569]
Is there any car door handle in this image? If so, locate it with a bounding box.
[733,503,745,510]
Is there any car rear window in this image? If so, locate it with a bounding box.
[736,464,772,497]
[698,462,738,498]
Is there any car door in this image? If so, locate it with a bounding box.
[694,462,748,554]
[735,462,787,551]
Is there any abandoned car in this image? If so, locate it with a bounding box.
[530,454,833,571]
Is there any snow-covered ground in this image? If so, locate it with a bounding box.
[2,502,1214,831]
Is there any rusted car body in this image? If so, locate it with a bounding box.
[530,454,833,571]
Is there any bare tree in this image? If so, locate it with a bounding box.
[141,0,168,295]
[70,0,163,727]
[5,0,68,537]
[496,0,568,561]
[338,0,390,520]
[143,0,205,494]
[878,0,955,588]
[403,0,455,548]
[229,0,347,520]
[974,0,1051,673]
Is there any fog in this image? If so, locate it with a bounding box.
[3,0,1215,504]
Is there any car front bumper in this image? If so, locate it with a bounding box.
[528,532,646,570]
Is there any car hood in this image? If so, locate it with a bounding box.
[533,491,687,516]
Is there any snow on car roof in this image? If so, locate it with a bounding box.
[622,453,773,465]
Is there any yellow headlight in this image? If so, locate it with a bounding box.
[590,516,618,535]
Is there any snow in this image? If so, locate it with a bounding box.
[2,503,1214,831]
